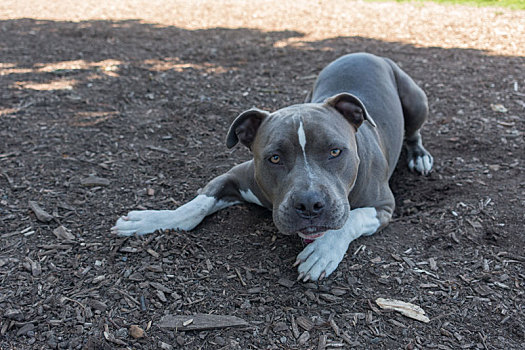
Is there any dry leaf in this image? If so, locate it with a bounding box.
[375,298,430,323]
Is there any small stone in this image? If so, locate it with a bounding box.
[129,325,144,339]
[490,104,507,113]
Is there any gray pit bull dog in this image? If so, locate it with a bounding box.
[112,53,433,282]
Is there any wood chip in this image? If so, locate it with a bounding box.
[319,293,342,303]
[103,324,127,346]
[247,287,262,294]
[296,316,314,331]
[375,298,430,323]
[80,175,110,187]
[158,314,248,331]
[4,309,24,321]
[88,299,108,312]
[120,247,139,253]
[156,290,167,303]
[326,341,345,348]
[474,284,495,297]
[16,323,35,337]
[159,341,173,350]
[330,288,347,296]
[277,277,295,288]
[298,331,310,345]
[429,257,438,271]
[329,318,340,336]
[28,201,53,222]
[317,334,327,350]
[401,256,415,268]
[273,322,288,332]
[291,315,300,338]
[26,257,41,277]
[146,248,160,258]
[150,282,173,293]
[53,225,75,241]
[235,267,247,287]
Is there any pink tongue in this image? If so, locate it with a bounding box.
[303,238,314,244]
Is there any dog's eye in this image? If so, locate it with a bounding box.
[269,155,281,164]
[330,148,342,158]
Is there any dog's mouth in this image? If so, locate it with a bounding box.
[297,227,327,242]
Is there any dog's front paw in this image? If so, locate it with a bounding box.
[294,233,347,282]
[111,210,175,236]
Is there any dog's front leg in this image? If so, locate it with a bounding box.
[295,207,391,282]
[112,161,265,236]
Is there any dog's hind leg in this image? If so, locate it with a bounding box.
[386,58,434,175]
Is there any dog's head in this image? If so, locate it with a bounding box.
[226,93,375,239]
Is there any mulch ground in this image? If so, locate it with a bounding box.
[1,1,524,349]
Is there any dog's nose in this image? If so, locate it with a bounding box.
[294,191,325,219]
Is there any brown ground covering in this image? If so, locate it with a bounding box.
[0,1,524,349]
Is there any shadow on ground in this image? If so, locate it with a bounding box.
[1,18,524,349]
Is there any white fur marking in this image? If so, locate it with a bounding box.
[112,195,238,236]
[240,189,263,206]
[296,207,380,280]
[348,207,381,237]
[297,119,314,181]
[409,155,433,175]
[298,120,307,153]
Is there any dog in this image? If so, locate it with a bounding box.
[112,53,433,282]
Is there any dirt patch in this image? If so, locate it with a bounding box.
[1,1,524,349]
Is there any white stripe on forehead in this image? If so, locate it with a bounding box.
[298,120,307,153]
[296,116,314,183]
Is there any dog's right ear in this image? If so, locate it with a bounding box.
[226,108,269,149]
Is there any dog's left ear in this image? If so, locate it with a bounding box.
[324,93,377,129]
[226,108,270,149]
